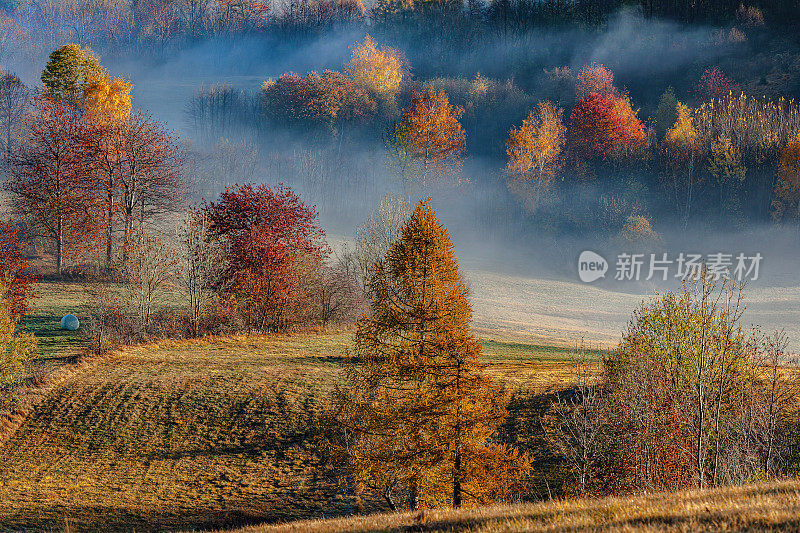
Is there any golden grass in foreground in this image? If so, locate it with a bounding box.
[217,479,800,532]
[0,331,576,531]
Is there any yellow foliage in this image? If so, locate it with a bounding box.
[81,73,132,122]
[0,282,36,386]
[665,103,699,154]
[345,35,408,97]
[505,101,565,212]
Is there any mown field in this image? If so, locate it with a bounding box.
[0,282,593,532]
[220,479,800,532]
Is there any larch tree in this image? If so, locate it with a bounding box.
[504,101,566,213]
[393,89,466,185]
[41,44,106,104]
[332,199,529,510]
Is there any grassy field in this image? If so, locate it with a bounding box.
[1,286,589,533]
[9,277,797,532]
[219,479,800,532]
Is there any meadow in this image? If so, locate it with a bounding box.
[0,282,594,531]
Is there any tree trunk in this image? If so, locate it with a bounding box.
[56,216,63,277]
[384,489,397,511]
[408,477,419,511]
[452,450,462,508]
[106,188,114,270]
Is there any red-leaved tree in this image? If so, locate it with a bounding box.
[205,183,328,331]
[6,95,99,276]
[0,219,34,320]
[567,92,647,166]
[695,67,740,102]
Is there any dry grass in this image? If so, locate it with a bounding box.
[0,330,575,532]
[217,479,800,532]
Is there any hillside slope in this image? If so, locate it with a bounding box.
[219,480,800,532]
[0,332,577,532]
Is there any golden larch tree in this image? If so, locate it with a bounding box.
[505,101,565,212]
[393,89,466,185]
[332,199,529,510]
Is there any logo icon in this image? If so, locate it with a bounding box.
[578,250,608,283]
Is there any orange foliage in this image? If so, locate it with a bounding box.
[505,101,565,211]
[773,135,800,221]
[81,73,132,122]
[395,89,466,184]
[335,199,530,509]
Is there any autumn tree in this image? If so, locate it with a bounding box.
[179,207,223,335]
[772,135,800,221]
[707,134,746,219]
[116,112,184,265]
[331,199,530,510]
[78,76,134,270]
[0,281,36,388]
[123,227,179,335]
[261,70,376,125]
[0,71,29,166]
[41,44,106,104]
[205,183,328,331]
[0,220,34,320]
[345,35,408,101]
[567,92,646,167]
[392,89,466,185]
[81,73,132,122]
[504,101,565,212]
[598,276,799,492]
[663,102,702,227]
[5,96,97,276]
[575,63,616,99]
[695,67,739,102]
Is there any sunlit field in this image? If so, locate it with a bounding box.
[0,283,591,531]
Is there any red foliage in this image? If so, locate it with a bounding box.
[205,183,328,330]
[695,67,740,101]
[6,96,102,275]
[567,92,647,164]
[0,220,34,321]
[576,63,617,99]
